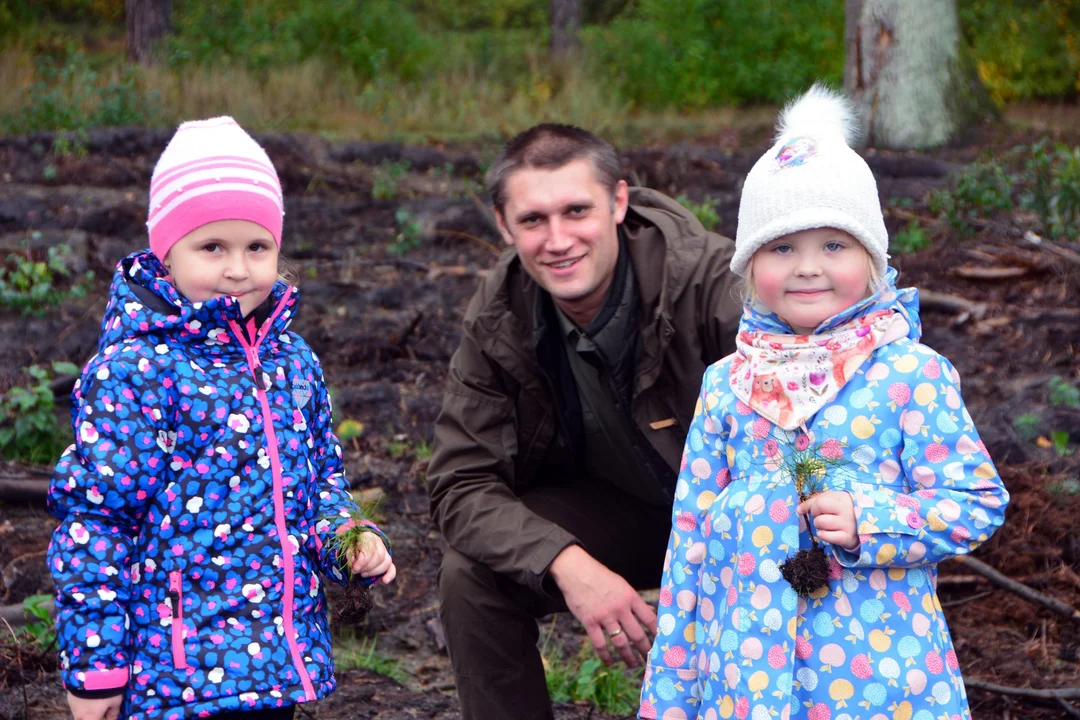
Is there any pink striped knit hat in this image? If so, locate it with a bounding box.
[147,116,284,261]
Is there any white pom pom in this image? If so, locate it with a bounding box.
[775,83,859,147]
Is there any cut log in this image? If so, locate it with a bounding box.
[0,477,50,504]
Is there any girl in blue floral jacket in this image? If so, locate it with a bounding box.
[639,87,1008,720]
[47,117,395,720]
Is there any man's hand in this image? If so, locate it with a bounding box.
[348,532,397,584]
[67,692,123,720]
[797,491,859,552]
[548,545,656,667]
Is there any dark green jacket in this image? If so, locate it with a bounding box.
[427,188,742,592]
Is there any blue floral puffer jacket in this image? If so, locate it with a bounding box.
[47,250,385,718]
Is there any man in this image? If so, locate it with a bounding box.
[427,124,742,719]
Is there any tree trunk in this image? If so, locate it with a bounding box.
[550,0,582,66]
[843,0,993,149]
[126,0,172,64]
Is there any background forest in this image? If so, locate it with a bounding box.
[0,0,1078,141]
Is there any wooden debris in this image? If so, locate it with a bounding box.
[0,477,49,504]
[919,289,989,322]
[1024,230,1080,267]
[951,265,1029,280]
[963,678,1080,702]
[951,554,1080,625]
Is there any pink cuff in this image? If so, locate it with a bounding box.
[84,667,130,690]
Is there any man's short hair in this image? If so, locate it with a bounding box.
[486,123,622,217]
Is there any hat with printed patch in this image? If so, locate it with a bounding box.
[147,116,284,261]
[731,84,888,278]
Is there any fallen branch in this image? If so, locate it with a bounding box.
[0,598,54,627]
[919,289,989,322]
[940,589,993,608]
[951,265,1029,280]
[0,477,50,504]
[964,678,1080,701]
[1024,230,1080,267]
[951,554,1080,625]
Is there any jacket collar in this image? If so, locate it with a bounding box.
[96,249,299,355]
[474,188,698,392]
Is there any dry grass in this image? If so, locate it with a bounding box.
[0,43,777,145]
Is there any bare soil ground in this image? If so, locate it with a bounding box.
[0,117,1078,719]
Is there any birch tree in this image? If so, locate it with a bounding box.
[843,0,993,149]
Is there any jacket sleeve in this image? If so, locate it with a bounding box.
[641,364,728,718]
[833,352,1009,569]
[46,353,169,696]
[697,231,742,362]
[306,353,389,586]
[427,326,578,594]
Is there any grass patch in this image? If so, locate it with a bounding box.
[541,620,643,716]
[334,630,409,684]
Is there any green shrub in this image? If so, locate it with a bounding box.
[1048,376,1080,409]
[1016,140,1080,240]
[590,0,844,109]
[929,159,1013,234]
[0,51,161,134]
[169,0,433,82]
[892,221,931,254]
[388,208,424,255]
[0,240,95,314]
[959,0,1080,103]
[371,160,411,201]
[0,361,77,464]
[675,193,720,232]
[1012,412,1041,442]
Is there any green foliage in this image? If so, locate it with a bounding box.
[0,241,96,314]
[371,160,411,201]
[414,439,432,460]
[1012,412,1041,442]
[675,193,720,232]
[590,0,845,109]
[892,221,932,255]
[334,632,409,683]
[1046,476,1080,501]
[959,0,1080,104]
[1051,430,1072,456]
[1048,376,1080,409]
[1016,140,1080,239]
[929,159,1013,234]
[542,631,643,715]
[0,51,162,134]
[169,0,433,82]
[388,208,424,256]
[0,361,76,464]
[20,593,57,650]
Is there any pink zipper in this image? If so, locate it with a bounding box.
[227,290,316,700]
[168,570,188,669]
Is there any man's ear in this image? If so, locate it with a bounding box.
[613,180,630,224]
[494,209,515,246]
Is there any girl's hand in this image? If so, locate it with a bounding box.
[67,692,123,720]
[797,491,860,552]
[348,532,397,584]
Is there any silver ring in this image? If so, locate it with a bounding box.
[608,628,623,637]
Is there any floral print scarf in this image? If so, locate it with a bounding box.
[730,268,921,430]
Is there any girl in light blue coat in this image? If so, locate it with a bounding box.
[639,86,1009,720]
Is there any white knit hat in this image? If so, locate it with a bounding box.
[147,116,284,261]
[732,84,888,278]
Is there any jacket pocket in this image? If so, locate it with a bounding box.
[168,570,188,669]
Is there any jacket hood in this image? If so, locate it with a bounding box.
[739,267,922,340]
[96,249,298,354]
